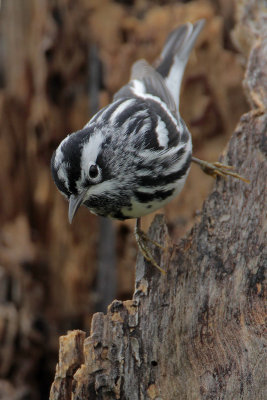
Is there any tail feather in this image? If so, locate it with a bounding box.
[156,20,205,111]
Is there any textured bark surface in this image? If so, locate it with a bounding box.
[50,1,266,399]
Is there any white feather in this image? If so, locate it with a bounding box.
[131,80,179,126]
[84,179,118,199]
[155,116,169,148]
[109,98,135,125]
[57,162,70,190]
[76,133,104,188]
[54,136,69,168]
[131,80,146,96]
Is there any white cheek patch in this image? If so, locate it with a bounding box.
[83,179,118,200]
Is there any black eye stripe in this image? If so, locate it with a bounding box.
[89,164,99,178]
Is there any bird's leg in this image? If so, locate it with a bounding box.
[134,218,166,274]
[191,157,250,183]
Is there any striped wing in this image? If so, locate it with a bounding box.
[114,20,205,113]
[114,59,177,118]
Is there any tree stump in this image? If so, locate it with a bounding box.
[50,1,266,399]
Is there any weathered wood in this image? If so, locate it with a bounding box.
[50,1,266,399]
[50,330,85,400]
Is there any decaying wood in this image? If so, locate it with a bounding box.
[50,1,266,400]
[50,330,85,399]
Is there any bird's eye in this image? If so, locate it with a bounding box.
[89,163,99,179]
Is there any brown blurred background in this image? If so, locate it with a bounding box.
[0,0,248,398]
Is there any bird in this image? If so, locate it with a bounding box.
[51,20,248,273]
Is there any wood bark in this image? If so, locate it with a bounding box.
[50,1,266,400]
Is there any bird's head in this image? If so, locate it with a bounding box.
[51,124,110,223]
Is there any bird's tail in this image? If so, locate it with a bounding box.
[156,19,205,112]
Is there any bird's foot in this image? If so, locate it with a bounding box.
[191,157,250,183]
[135,219,166,274]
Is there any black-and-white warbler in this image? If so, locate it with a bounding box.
[51,20,248,272]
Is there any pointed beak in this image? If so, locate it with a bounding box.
[68,191,87,224]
